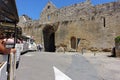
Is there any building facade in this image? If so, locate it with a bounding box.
[18,0,120,52]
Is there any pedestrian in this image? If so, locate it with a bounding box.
[37,44,43,51]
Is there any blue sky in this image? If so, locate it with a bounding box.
[16,0,116,20]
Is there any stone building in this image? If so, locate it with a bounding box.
[18,0,120,52]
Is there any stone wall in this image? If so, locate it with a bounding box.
[40,1,120,23]
[55,16,119,52]
[18,0,120,52]
[40,0,93,23]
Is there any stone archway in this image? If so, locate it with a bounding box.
[71,36,76,49]
[43,24,56,52]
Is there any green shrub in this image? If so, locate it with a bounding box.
[115,36,120,43]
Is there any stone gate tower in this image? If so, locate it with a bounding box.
[19,0,120,52]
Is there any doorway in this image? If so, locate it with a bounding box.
[71,36,76,49]
[43,25,56,52]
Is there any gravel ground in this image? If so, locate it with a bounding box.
[82,52,120,80]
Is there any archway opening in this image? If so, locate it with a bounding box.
[43,25,56,52]
[49,33,55,52]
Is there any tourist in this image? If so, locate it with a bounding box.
[37,44,43,51]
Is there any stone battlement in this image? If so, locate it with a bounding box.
[40,1,120,24]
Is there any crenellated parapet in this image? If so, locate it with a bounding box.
[40,0,120,24]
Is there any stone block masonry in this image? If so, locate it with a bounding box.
[18,0,120,52]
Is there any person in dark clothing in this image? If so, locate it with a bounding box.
[37,44,43,51]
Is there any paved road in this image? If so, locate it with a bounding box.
[16,52,100,80]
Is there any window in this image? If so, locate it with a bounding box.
[48,6,50,9]
[102,17,106,27]
[48,15,50,20]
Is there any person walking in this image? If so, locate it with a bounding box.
[37,44,43,51]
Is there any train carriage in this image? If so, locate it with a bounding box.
[0,0,19,80]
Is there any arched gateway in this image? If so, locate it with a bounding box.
[43,24,57,52]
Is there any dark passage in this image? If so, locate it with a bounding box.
[43,25,56,52]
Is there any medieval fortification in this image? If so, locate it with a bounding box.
[18,0,120,52]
